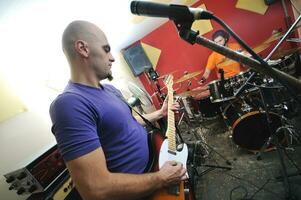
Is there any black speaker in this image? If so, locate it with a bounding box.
[122,42,153,77]
[264,0,278,5]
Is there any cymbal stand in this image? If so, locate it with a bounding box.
[264,14,301,62]
[176,96,200,131]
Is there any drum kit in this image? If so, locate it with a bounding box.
[174,64,298,152]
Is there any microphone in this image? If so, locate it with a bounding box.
[130,1,214,21]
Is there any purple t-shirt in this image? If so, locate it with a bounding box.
[49,81,149,173]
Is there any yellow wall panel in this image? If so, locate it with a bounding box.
[191,4,213,36]
[141,42,162,70]
[236,0,268,15]
[181,0,198,6]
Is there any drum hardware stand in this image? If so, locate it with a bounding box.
[176,96,200,126]
[250,85,300,200]
[235,75,300,199]
[185,140,232,199]
[233,80,300,199]
[176,105,196,132]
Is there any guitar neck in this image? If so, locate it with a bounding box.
[166,84,176,153]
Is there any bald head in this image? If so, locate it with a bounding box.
[61,20,115,84]
[62,20,106,60]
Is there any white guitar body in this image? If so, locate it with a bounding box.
[159,139,188,169]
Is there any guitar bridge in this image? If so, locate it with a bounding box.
[168,150,177,155]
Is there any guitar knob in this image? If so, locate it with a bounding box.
[6,176,15,183]
[28,185,37,193]
[17,172,27,180]
[17,187,25,195]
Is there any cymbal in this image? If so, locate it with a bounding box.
[174,71,203,83]
[157,70,178,79]
[272,46,301,59]
[177,89,210,99]
[263,24,301,44]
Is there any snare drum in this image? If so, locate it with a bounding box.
[208,78,234,103]
[223,99,284,151]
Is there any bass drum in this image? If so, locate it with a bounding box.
[223,99,284,151]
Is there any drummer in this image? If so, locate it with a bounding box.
[200,29,247,83]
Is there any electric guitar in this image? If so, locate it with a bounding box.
[146,75,190,200]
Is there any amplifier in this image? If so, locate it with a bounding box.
[4,145,67,195]
[27,169,81,200]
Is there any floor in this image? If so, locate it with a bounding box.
[178,104,301,200]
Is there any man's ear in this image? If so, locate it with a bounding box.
[74,40,89,58]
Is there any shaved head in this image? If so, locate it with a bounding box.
[61,20,115,83]
[62,20,105,59]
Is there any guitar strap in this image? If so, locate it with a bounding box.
[107,89,159,131]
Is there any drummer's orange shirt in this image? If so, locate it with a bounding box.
[205,43,243,78]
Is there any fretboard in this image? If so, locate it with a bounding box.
[166,81,176,153]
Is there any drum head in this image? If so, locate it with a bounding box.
[232,111,283,151]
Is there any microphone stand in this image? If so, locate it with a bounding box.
[148,68,166,102]
[154,79,166,101]
[171,15,301,200]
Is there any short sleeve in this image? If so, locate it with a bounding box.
[205,52,217,71]
[49,93,101,161]
[230,43,242,51]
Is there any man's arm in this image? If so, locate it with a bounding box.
[200,68,211,83]
[67,147,186,200]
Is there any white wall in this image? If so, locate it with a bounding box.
[0,0,169,199]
